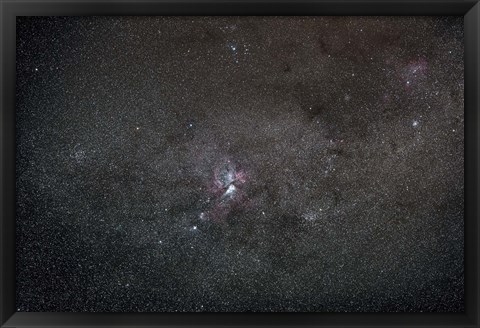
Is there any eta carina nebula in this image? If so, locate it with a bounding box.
[15,16,464,312]
[204,159,250,223]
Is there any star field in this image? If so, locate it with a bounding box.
[15,16,464,312]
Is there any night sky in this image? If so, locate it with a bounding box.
[15,16,464,312]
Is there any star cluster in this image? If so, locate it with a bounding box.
[15,16,464,312]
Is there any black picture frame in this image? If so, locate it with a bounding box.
[1,0,479,327]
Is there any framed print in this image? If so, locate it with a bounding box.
[1,0,479,327]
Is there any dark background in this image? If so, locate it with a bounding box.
[15,16,464,312]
